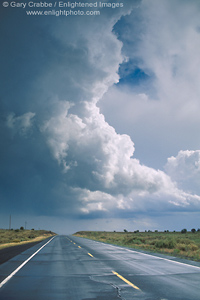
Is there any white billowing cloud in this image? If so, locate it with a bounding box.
[99,0,200,169]
[41,101,83,170]
[165,150,200,195]
[78,189,116,214]
[6,112,35,135]
[41,93,200,215]
[38,0,200,216]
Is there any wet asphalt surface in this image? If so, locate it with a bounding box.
[0,235,200,299]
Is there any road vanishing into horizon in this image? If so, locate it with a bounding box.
[0,235,200,299]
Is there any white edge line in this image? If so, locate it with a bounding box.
[90,240,200,270]
[0,236,56,289]
[117,247,200,270]
[125,248,200,270]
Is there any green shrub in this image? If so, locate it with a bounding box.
[188,243,198,251]
[28,235,35,239]
[155,238,176,249]
[134,239,142,245]
[126,238,134,244]
[173,249,180,255]
[177,243,186,251]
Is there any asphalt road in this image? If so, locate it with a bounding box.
[0,235,200,300]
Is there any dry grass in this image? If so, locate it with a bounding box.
[0,229,56,250]
[73,231,200,261]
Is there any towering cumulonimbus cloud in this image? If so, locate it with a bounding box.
[39,3,200,215]
[1,0,200,222]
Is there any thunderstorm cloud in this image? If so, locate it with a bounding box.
[1,0,200,232]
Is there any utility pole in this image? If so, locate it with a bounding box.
[9,215,11,230]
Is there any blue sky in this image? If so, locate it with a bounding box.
[1,0,200,234]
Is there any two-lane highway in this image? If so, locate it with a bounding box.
[0,235,200,299]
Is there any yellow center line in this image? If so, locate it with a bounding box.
[73,242,76,245]
[88,253,94,258]
[112,271,140,290]
[78,246,81,248]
